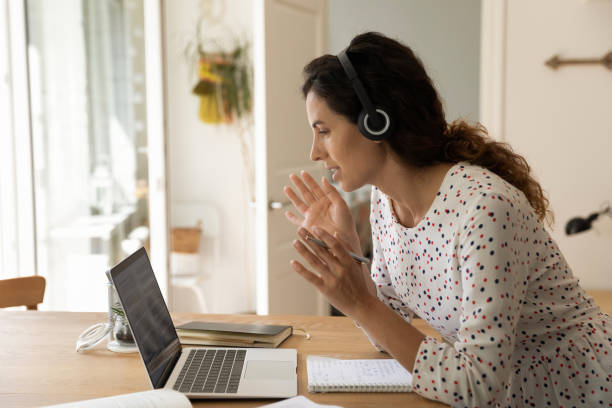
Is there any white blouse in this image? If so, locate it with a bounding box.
[364,162,611,407]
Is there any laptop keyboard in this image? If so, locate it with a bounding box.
[173,349,246,394]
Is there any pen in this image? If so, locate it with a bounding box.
[304,235,371,265]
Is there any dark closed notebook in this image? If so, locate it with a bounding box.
[175,321,293,348]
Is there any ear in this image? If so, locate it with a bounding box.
[370,137,388,145]
[377,140,395,159]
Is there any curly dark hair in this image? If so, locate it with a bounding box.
[302,32,552,225]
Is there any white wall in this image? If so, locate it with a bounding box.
[162,1,481,314]
[499,0,612,290]
[163,0,254,313]
[328,0,481,122]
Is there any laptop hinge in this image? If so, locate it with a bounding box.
[151,339,182,388]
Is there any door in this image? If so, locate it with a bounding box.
[480,0,612,289]
[254,0,328,315]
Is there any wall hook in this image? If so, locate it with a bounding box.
[545,51,612,71]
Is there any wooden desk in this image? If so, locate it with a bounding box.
[0,311,447,407]
[588,289,612,315]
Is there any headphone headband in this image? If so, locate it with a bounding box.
[337,48,394,141]
[337,49,377,118]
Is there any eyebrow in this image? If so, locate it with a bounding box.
[311,120,325,128]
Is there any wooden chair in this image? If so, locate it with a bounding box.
[0,276,46,310]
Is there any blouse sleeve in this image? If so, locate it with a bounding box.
[370,228,414,321]
[410,193,530,407]
[357,188,414,352]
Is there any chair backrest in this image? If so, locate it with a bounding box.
[0,276,46,310]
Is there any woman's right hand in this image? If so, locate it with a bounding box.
[284,171,361,252]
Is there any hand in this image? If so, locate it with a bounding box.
[284,171,360,252]
[291,226,377,319]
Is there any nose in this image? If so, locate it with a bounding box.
[309,134,325,162]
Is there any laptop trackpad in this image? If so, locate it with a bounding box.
[244,360,294,380]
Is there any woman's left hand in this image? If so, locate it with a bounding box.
[291,226,376,319]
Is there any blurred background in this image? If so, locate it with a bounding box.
[1,0,610,315]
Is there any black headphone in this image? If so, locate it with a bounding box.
[337,48,394,141]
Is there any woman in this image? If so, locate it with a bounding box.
[284,32,611,407]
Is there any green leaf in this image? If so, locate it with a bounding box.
[111,306,125,317]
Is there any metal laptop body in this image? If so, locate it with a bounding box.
[108,248,297,399]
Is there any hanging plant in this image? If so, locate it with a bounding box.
[191,42,252,124]
[183,0,255,203]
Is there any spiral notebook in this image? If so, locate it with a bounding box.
[306,356,413,393]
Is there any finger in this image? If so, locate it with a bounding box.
[298,227,342,272]
[290,260,324,289]
[290,173,317,204]
[313,226,354,266]
[284,210,304,226]
[302,171,326,201]
[292,239,329,273]
[284,185,308,213]
[333,230,352,250]
[321,177,345,203]
[333,231,365,262]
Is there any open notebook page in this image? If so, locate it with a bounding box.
[43,389,191,408]
[307,355,413,393]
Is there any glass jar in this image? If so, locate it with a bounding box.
[107,281,138,353]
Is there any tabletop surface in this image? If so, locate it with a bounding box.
[0,311,448,408]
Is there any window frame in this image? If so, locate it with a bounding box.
[1,0,37,278]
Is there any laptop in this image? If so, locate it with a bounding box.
[107,247,297,399]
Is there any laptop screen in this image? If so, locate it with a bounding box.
[109,248,181,388]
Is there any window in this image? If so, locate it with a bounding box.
[0,0,18,279]
[0,0,159,311]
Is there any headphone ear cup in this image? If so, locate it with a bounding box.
[357,108,394,141]
[357,109,370,138]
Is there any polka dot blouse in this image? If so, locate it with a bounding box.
[366,162,611,407]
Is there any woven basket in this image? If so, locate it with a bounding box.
[171,220,202,254]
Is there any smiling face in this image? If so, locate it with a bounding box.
[305,91,386,192]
